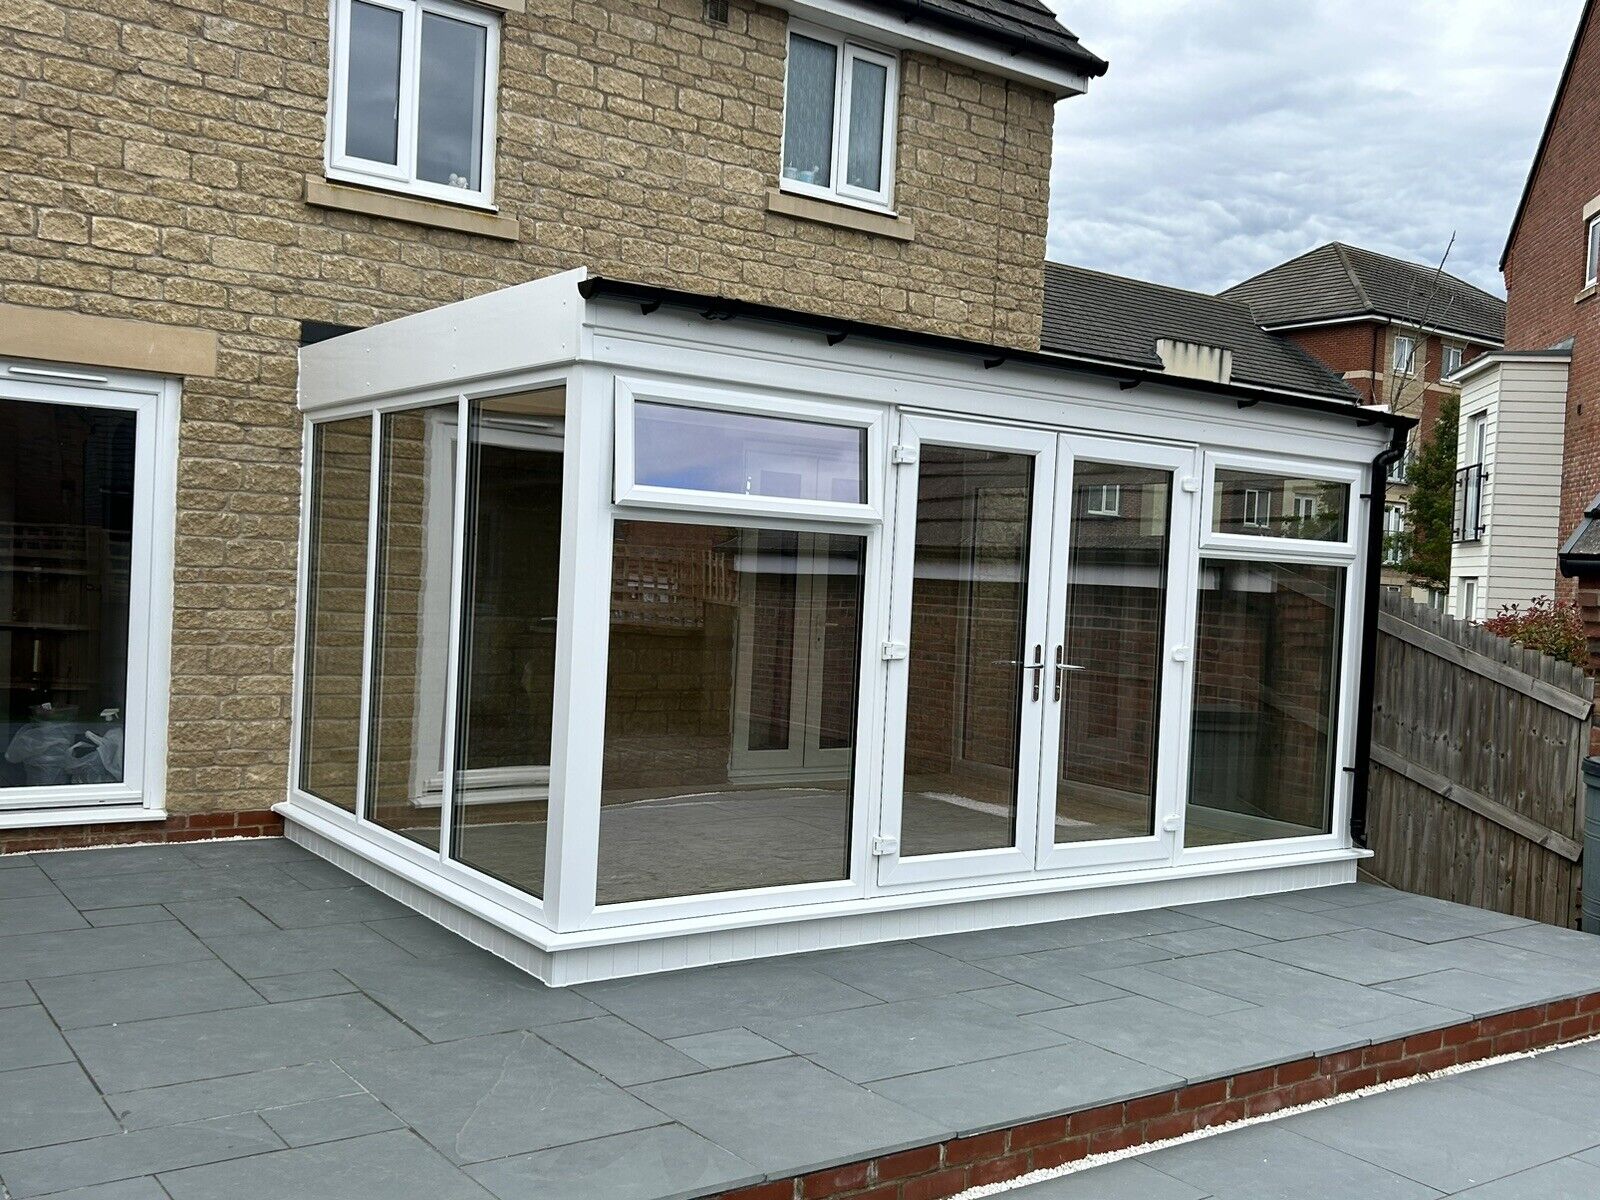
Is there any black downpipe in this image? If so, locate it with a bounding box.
[1349,422,1413,848]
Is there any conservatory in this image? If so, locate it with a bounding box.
[284,268,1408,984]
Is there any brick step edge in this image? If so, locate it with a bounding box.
[1,810,284,855]
[717,992,1600,1200]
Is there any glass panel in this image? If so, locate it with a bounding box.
[417,11,487,190]
[1213,468,1348,541]
[448,388,566,898]
[1186,560,1344,846]
[1055,462,1170,843]
[844,56,887,192]
[782,33,837,187]
[597,520,864,904]
[633,403,866,503]
[899,444,1033,858]
[344,0,403,165]
[300,417,374,811]
[365,403,458,846]
[0,398,134,791]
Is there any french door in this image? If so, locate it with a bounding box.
[876,414,1197,888]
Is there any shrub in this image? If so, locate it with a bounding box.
[1480,596,1588,666]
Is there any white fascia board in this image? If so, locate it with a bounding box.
[1258,314,1505,349]
[297,267,587,413]
[770,0,1090,96]
[1449,349,1572,387]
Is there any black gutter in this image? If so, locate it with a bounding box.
[1348,422,1413,849]
[576,276,1414,434]
[868,0,1109,77]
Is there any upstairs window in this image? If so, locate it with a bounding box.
[1392,334,1416,376]
[781,26,898,210]
[328,0,500,208]
[1587,215,1600,287]
[1442,345,1463,377]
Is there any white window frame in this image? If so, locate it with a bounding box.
[1242,487,1270,529]
[779,22,900,213]
[0,360,177,828]
[1203,454,1361,559]
[1392,334,1416,376]
[1459,577,1478,620]
[1587,215,1600,288]
[326,0,501,210]
[1382,503,1406,565]
[1441,345,1463,378]
[1084,482,1121,516]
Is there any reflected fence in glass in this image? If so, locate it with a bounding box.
[596,520,865,904]
[1185,559,1344,846]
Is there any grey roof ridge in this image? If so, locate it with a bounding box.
[1045,260,1259,318]
[1332,240,1507,309]
[1331,243,1372,309]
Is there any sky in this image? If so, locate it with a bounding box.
[1043,0,1584,297]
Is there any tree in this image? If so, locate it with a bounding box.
[1404,393,1458,589]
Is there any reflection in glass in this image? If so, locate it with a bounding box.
[1186,560,1344,845]
[0,399,134,790]
[899,444,1033,858]
[448,389,566,897]
[845,57,887,191]
[782,33,837,187]
[597,521,864,904]
[345,1,403,165]
[366,404,457,845]
[1055,463,1170,843]
[417,12,487,190]
[633,403,865,503]
[1213,469,1349,541]
[300,417,374,811]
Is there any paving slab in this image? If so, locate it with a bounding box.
[38,1179,172,1200]
[962,982,1069,1015]
[0,922,215,983]
[916,908,1211,961]
[536,1015,704,1086]
[202,923,421,979]
[176,838,315,868]
[1173,897,1360,941]
[250,969,360,1002]
[800,941,1005,1001]
[32,845,197,880]
[257,1093,405,1147]
[1085,964,1255,1016]
[163,897,277,937]
[248,885,411,929]
[1479,922,1600,965]
[462,1124,762,1200]
[82,905,174,928]
[364,915,488,958]
[1448,1157,1600,1199]
[31,959,263,1029]
[1377,968,1587,1019]
[52,865,301,911]
[0,980,34,1008]
[1333,896,1532,943]
[340,954,601,1041]
[664,1028,790,1069]
[106,1062,365,1130]
[0,1005,72,1072]
[0,866,60,900]
[1448,1057,1600,1138]
[1003,1158,1210,1199]
[0,1063,119,1153]
[0,893,88,936]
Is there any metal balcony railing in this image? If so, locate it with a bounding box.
[1453,463,1487,542]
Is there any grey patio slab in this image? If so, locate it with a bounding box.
[82,905,173,928]
[664,1028,791,1069]
[257,1093,406,1147]
[1271,882,1400,909]
[1340,1002,1474,1044]
[0,980,34,1008]
[67,993,425,1092]
[0,921,212,983]
[1006,1158,1209,1199]
[629,1056,948,1179]
[1085,965,1256,1016]
[251,969,360,1002]
[865,1040,1184,1135]
[1242,927,1459,985]
[1282,1077,1600,1193]
[1333,896,1533,943]
[754,991,1071,1083]
[157,1129,493,1200]
[176,838,316,868]
[1450,1057,1600,1137]
[1025,995,1329,1083]
[40,1180,172,1200]
[247,885,411,929]
[163,897,277,937]
[0,1113,282,1200]
[0,1063,120,1153]
[279,857,367,890]
[339,954,601,1041]
[31,959,264,1029]
[916,909,1211,961]
[992,935,1180,975]
[1545,1039,1600,1077]
[1478,921,1600,965]
[462,1124,762,1200]
[0,853,32,868]
[577,959,880,1040]
[202,923,421,979]
[341,1031,667,1165]
[365,915,487,959]
[52,866,304,911]
[536,1015,704,1086]
[0,865,60,899]
[1402,936,1600,996]
[1449,1157,1600,1199]
[964,983,1067,1015]
[800,941,1006,1001]
[106,1062,365,1130]
[0,893,89,936]
[1136,925,1273,956]
[1173,897,1360,941]
[32,845,197,880]
[1138,1122,1441,1200]
[0,1005,72,1072]
[1377,968,1586,1019]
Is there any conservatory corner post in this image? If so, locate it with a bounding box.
[542,363,611,932]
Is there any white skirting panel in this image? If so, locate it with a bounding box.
[281,804,1359,986]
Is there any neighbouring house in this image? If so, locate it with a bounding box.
[1,0,1409,981]
[1220,243,1506,603]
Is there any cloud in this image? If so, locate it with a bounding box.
[1045,0,1583,295]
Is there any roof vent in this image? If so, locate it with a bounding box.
[1156,338,1233,384]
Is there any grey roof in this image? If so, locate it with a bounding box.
[1560,491,1600,572]
[1220,243,1506,345]
[1041,263,1360,402]
[862,0,1107,76]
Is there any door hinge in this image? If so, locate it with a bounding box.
[891,444,919,465]
[881,640,909,661]
[871,835,899,856]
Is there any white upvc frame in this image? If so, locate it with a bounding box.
[1201,452,1363,560]
[779,21,900,212]
[1587,214,1600,288]
[1083,482,1121,517]
[325,0,501,210]
[612,376,887,524]
[0,360,177,826]
[1392,333,1416,376]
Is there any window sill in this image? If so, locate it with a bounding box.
[1577,284,1597,304]
[765,188,914,242]
[305,177,519,241]
[0,805,164,831]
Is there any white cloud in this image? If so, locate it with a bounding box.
[1045,0,1583,295]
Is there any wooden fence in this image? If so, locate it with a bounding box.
[1367,591,1594,927]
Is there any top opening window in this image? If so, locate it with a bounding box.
[1587,215,1600,288]
[329,0,499,208]
[1214,468,1349,542]
[1392,334,1416,376]
[781,27,898,210]
[1442,345,1463,377]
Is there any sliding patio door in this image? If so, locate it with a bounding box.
[877,419,1195,888]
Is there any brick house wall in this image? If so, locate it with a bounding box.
[0,0,1063,845]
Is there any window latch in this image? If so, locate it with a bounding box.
[871,835,899,857]
[891,445,918,465]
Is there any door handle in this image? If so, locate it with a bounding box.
[1053,645,1086,701]
[993,644,1046,700]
